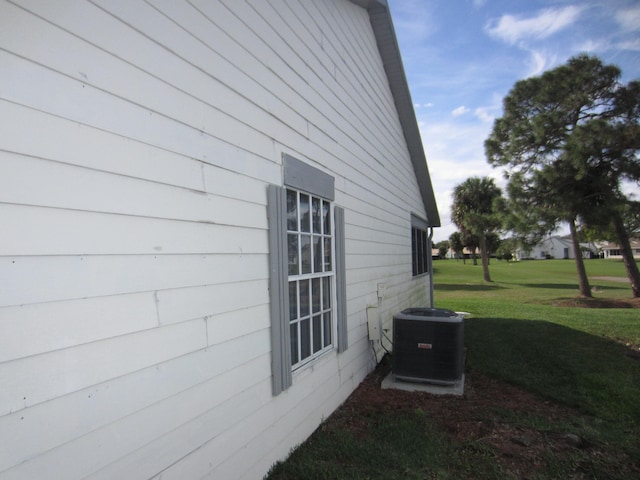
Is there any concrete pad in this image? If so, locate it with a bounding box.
[381,373,465,396]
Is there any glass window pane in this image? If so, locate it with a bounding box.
[300,318,311,360]
[323,312,332,347]
[289,281,297,321]
[300,194,310,233]
[313,235,322,273]
[412,227,417,276]
[290,323,299,365]
[312,197,321,233]
[301,235,312,274]
[313,315,322,353]
[312,278,321,313]
[287,190,297,231]
[324,237,332,271]
[288,234,298,275]
[322,201,331,235]
[423,232,428,273]
[299,279,310,318]
[420,229,424,272]
[285,189,335,367]
[323,276,331,309]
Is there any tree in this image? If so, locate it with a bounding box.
[449,231,465,262]
[486,54,640,297]
[486,232,502,263]
[582,201,640,244]
[462,231,480,266]
[435,240,450,259]
[451,177,504,282]
[495,236,519,261]
[564,80,640,296]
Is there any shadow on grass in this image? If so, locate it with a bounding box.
[465,317,640,432]
[435,283,505,292]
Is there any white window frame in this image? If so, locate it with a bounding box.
[286,188,335,370]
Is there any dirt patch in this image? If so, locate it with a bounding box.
[591,276,631,283]
[553,297,640,308]
[333,362,640,479]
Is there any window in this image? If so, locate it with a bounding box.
[286,189,333,367]
[411,214,429,276]
[268,154,347,396]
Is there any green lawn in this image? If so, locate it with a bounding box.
[267,259,640,479]
[435,259,639,345]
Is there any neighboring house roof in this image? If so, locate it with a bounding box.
[348,0,441,227]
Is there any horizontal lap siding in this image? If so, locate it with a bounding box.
[0,342,272,479]
[0,0,431,479]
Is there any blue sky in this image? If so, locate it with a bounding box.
[388,0,640,242]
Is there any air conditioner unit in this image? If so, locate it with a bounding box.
[392,308,464,385]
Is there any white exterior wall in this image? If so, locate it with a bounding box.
[602,242,640,260]
[0,1,431,479]
[517,237,572,260]
[516,237,596,260]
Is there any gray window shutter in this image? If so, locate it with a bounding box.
[335,206,348,353]
[267,184,292,395]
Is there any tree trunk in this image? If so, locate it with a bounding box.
[479,234,492,282]
[472,247,478,266]
[612,212,640,298]
[569,217,592,298]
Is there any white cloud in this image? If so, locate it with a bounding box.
[615,6,640,31]
[618,38,640,51]
[575,38,609,54]
[390,0,437,43]
[418,119,507,242]
[451,106,470,117]
[524,49,559,77]
[474,106,496,123]
[486,6,584,45]
[473,93,504,123]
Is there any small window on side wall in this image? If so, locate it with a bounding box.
[411,214,429,276]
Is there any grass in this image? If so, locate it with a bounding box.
[266,259,640,479]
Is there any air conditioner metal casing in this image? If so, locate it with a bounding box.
[392,308,464,385]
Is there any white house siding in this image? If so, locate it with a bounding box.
[516,236,596,260]
[602,239,640,260]
[0,0,431,478]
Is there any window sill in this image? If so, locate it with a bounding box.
[412,272,430,279]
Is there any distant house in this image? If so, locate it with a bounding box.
[515,236,596,260]
[0,1,440,478]
[447,246,477,260]
[601,238,640,259]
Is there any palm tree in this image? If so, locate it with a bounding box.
[451,177,504,282]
